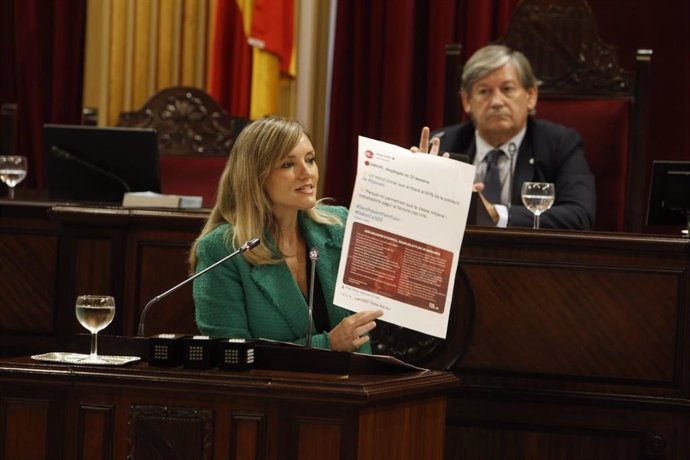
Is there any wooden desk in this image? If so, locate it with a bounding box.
[1,200,207,355]
[2,200,690,458]
[0,356,456,459]
[447,227,690,459]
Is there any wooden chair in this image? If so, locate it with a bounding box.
[117,87,250,206]
[444,0,652,232]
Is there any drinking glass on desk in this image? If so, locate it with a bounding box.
[75,295,116,364]
[521,182,555,229]
[0,155,28,199]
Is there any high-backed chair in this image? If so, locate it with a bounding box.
[444,0,651,232]
[117,87,250,206]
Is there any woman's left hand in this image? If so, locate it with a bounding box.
[328,309,383,352]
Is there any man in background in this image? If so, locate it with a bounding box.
[416,44,595,230]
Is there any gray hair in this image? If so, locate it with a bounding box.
[461,45,541,93]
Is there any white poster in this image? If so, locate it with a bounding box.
[334,136,475,338]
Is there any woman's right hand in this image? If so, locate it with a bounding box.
[328,309,383,352]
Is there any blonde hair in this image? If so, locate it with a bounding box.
[189,116,341,271]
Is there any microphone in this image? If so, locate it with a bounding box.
[305,248,319,348]
[507,142,517,209]
[136,237,260,337]
[50,145,131,193]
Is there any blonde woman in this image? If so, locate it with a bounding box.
[190,116,382,352]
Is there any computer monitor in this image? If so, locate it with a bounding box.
[646,160,690,228]
[43,124,160,202]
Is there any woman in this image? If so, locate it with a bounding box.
[189,116,382,352]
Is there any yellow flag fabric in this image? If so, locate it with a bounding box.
[250,50,281,119]
[207,0,295,119]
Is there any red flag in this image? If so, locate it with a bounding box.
[248,0,294,75]
[207,0,252,117]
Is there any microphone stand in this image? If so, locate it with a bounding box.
[305,248,319,348]
[136,237,260,337]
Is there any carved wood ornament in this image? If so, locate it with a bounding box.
[118,87,249,156]
[498,0,633,96]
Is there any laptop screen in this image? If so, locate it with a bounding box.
[646,160,690,227]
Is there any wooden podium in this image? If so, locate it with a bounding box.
[0,355,458,460]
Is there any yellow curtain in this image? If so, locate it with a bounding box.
[83,0,211,126]
[83,0,327,130]
[82,0,334,196]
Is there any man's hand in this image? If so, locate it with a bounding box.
[477,191,499,225]
[410,126,448,157]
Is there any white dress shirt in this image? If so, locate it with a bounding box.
[473,126,527,227]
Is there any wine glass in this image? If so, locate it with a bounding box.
[0,155,28,199]
[521,182,555,229]
[75,295,116,364]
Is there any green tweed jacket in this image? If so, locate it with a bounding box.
[193,205,372,353]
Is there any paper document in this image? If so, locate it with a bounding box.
[334,136,475,338]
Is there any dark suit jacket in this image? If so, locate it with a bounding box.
[433,117,596,230]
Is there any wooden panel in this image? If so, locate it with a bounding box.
[445,395,686,460]
[443,228,690,459]
[121,215,202,336]
[56,219,128,342]
[0,397,50,460]
[229,413,268,460]
[0,233,57,333]
[0,201,59,356]
[128,238,198,336]
[77,403,115,460]
[74,238,113,296]
[460,263,678,381]
[294,416,343,460]
[127,405,213,460]
[452,228,690,402]
[358,396,447,460]
[0,358,455,460]
[447,425,645,460]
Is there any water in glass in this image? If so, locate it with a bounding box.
[75,295,116,363]
[76,303,116,333]
[521,182,555,229]
[0,155,28,198]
